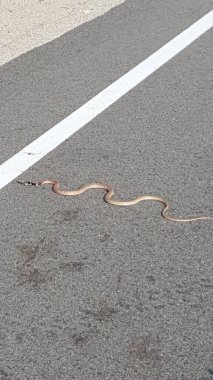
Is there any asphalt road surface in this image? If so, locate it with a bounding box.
[0,1,213,379]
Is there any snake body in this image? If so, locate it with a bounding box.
[18,179,213,222]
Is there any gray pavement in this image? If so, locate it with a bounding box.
[0,1,213,379]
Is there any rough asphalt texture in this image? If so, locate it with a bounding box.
[0,0,213,379]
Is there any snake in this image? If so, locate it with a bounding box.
[18,179,213,222]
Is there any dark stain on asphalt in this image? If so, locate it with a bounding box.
[18,268,47,287]
[18,237,45,266]
[59,208,81,223]
[83,301,117,322]
[146,275,156,284]
[99,231,112,243]
[128,335,163,369]
[71,333,89,345]
[59,261,84,273]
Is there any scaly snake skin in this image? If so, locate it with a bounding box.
[18,179,213,222]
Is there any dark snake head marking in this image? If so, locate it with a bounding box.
[17,180,40,186]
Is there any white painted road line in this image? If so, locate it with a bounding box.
[0,10,213,190]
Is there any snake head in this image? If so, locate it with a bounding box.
[17,180,40,186]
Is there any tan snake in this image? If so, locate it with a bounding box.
[18,179,213,222]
